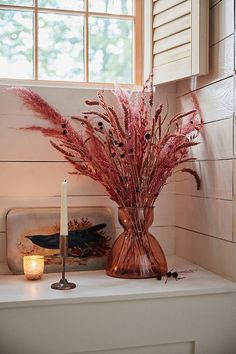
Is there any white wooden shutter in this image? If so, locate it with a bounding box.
[152,0,209,85]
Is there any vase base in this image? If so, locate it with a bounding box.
[106,267,166,279]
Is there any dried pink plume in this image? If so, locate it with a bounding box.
[10,75,203,207]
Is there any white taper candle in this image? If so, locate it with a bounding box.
[60,180,68,236]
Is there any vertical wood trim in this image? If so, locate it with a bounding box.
[191,0,209,75]
[234,0,236,72]
[85,0,89,82]
[34,0,38,80]
[198,0,209,74]
[143,0,153,82]
[134,0,143,85]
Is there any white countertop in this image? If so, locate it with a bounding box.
[0,256,236,309]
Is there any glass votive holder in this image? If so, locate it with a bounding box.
[23,255,44,280]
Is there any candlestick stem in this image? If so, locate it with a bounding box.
[51,235,76,290]
[62,255,66,281]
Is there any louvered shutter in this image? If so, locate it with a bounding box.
[152,0,209,85]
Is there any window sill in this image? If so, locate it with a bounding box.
[0,78,141,91]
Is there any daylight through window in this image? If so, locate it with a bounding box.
[0,0,142,85]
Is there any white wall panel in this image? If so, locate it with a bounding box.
[176,160,233,200]
[174,0,236,282]
[177,77,233,123]
[176,195,232,241]
[0,113,64,161]
[209,0,234,46]
[177,34,234,96]
[176,227,236,281]
[0,162,107,197]
[188,118,233,160]
[0,193,175,232]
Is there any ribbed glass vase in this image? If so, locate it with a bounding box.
[106,207,168,279]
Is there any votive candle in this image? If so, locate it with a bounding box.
[23,255,44,280]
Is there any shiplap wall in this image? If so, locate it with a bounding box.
[175,0,236,281]
[0,84,176,274]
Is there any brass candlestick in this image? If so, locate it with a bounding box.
[51,235,76,290]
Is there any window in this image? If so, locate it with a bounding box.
[0,0,142,85]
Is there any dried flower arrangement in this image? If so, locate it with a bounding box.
[11,75,202,208]
[10,75,203,278]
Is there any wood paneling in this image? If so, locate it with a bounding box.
[0,88,176,161]
[0,193,175,233]
[175,0,236,280]
[154,56,191,84]
[176,228,236,281]
[153,14,191,41]
[153,29,191,54]
[153,0,187,14]
[0,113,64,162]
[177,35,234,96]
[153,0,190,27]
[176,160,233,200]
[0,86,99,116]
[0,162,107,197]
[201,36,233,90]
[188,118,233,161]
[176,195,233,241]
[177,77,234,123]
[152,226,176,255]
[209,0,234,46]
[154,43,191,67]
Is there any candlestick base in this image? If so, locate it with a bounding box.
[51,278,76,290]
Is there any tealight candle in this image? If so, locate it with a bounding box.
[23,255,44,280]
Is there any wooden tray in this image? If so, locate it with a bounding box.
[6,207,115,274]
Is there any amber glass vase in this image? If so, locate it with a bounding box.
[106,207,168,279]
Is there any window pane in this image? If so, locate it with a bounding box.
[38,0,84,11]
[0,10,33,79]
[38,13,84,81]
[89,17,133,83]
[89,0,133,15]
[0,1,33,5]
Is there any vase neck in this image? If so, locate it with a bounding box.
[118,207,154,230]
